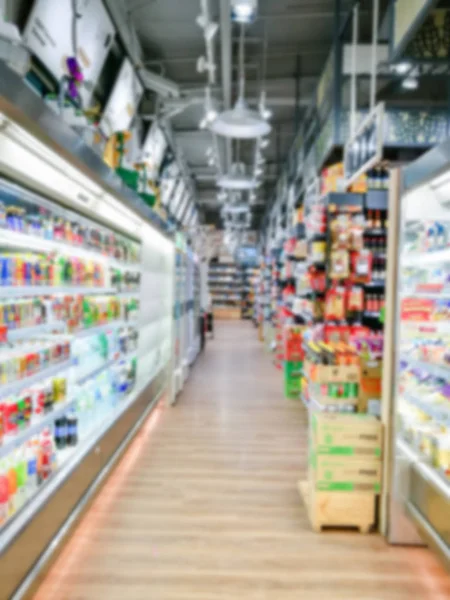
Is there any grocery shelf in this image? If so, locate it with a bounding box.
[116,290,141,299]
[75,351,137,385]
[0,229,141,272]
[396,438,450,499]
[401,291,450,299]
[400,356,450,381]
[0,379,158,552]
[401,392,450,425]
[0,286,117,298]
[0,359,73,400]
[0,399,76,460]
[401,247,450,267]
[71,320,131,339]
[401,320,450,334]
[7,321,66,341]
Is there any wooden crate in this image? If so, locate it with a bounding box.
[213,307,242,320]
[297,480,375,534]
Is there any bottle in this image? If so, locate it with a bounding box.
[54,416,67,450]
[0,461,9,526]
[25,440,38,501]
[39,428,56,482]
[375,211,382,230]
[15,448,28,510]
[66,410,78,447]
[7,456,17,518]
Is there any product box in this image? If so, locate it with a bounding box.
[283,325,305,362]
[311,413,382,457]
[309,454,382,493]
[359,359,382,414]
[305,361,360,385]
[284,361,303,398]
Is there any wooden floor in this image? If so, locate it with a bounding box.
[33,322,449,600]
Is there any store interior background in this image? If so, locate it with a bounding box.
[0,0,449,598]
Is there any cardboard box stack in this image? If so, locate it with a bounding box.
[307,413,382,532]
[301,341,383,532]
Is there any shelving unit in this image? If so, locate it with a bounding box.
[208,261,243,320]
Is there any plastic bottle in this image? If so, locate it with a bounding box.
[25,440,38,501]
[66,410,78,447]
[39,428,56,482]
[15,448,28,510]
[0,460,9,526]
[7,456,17,518]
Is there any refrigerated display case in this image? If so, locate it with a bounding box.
[173,243,186,397]
[388,152,450,570]
[172,237,201,401]
[0,96,175,597]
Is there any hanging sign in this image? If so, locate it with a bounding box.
[141,123,168,178]
[100,58,144,138]
[344,102,385,187]
[23,0,114,106]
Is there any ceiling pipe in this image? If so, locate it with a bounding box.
[199,0,217,85]
[220,0,232,171]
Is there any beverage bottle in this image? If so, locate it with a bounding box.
[25,440,38,501]
[55,416,67,450]
[66,410,78,447]
[15,448,28,510]
[39,428,56,482]
[7,456,17,517]
[0,460,9,526]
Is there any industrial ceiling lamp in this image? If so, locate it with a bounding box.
[217,161,259,190]
[210,24,271,140]
[231,0,258,24]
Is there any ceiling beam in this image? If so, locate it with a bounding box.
[220,0,232,170]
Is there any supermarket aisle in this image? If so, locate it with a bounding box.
[33,322,449,600]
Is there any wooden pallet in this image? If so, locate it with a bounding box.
[297,480,375,534]
[213,307,242,320]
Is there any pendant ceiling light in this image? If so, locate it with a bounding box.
[217,174,258,190]
[217,161,258,190]
[210,25,271,140]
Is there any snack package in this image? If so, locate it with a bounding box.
[347,286,364,314]
[353,250,372,283]
[330,250,350,280]
[325,286,346,321]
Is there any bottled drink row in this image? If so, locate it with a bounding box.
[0,191,140,264]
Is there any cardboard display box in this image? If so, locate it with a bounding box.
[311,413,382,457]
[309,454,382,493]
[308,382,359,408]
[305,361,360,385]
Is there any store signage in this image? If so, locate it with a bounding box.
[344,103,385,188]
[170,180,185,216]
[23,0,114,106]
[100,58,144,138]
[175,191,190,222]
[141,124,168,178]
